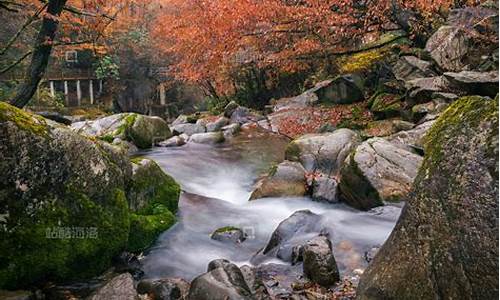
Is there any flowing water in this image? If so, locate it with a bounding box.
[141,128,402,281]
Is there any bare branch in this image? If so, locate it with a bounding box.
[0,2,48,56]
[0,51,32,74]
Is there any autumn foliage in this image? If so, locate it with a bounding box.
[151,0,477,95]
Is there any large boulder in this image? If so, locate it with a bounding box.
[425,5,498,72]
[89,273,137,300]
[0,103,130,289]
[339,138,423,210]
[302,236,340,287]
[357,97,498,299]
[259,210,324,262]
[0,103,179,289]
[314,75,364,105]
[249,161,307,200]
[71,113,132,137]
[285,129,360,175]
[188,259,253,300]
[128,115,172,148]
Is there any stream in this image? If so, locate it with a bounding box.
[141,128,402,281]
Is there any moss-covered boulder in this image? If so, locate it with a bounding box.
[249,161,307,200]
[128,158,180,213]
[128,115,172,149]
[339,138,423,210]
[72,113,171,149]
[0,103,180,289]
[357,97,498,299]
[126,158,180,252]
[0,102,131,289]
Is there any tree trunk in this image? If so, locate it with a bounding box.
[9,0,67,108]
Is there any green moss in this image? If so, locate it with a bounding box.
[129,159,181,214]
[213,226,240,234]
[0,101,48,136]
[268,164,278,177]
[0,188,129,289]
[339,49,388,74]
[127,209,175,252]
[423,96,499,170]
[115,113,137,136]
[99,133,115,143]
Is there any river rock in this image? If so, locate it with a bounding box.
[159,135,186,147]
[206,117,229,132]
[357,97,498,299]
[171,123,206,136]
[311,176,339,203]
[137,277,189,300]
[211,226,247,244]
[188,259,253,300]
[0,103,181,289]
[71,113,131,137]
[0,103,131,289]
[303,236,340,287]
[392,56,436,81]
[112,137,139,155]
[189,131,225,144]
[339,138,423,210]
[129,115,172,148]
[89,273,137,300]
[260,210,324,262]
[128,158,180,213]
[285,128,360,175]
[444,70,499,97]
[249,161,307,200]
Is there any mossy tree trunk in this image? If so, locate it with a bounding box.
[9,0,67,108]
